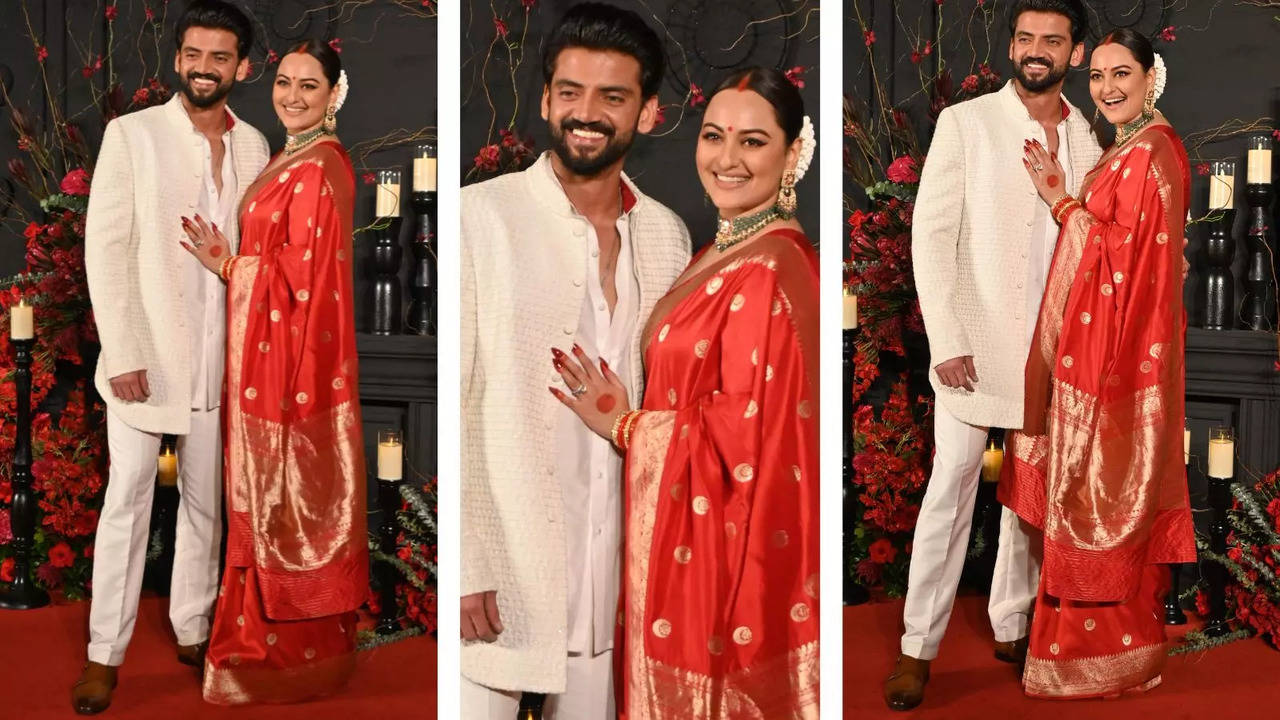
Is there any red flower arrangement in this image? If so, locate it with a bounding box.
[1204,467,1280,648]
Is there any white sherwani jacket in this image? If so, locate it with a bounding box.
[85,95,268,434]
[460,152,691,692]
[911,81,1102,428]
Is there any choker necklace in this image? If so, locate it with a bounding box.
[715,205,781,252]
[284,125,331,156]
[1113,109,1155,148]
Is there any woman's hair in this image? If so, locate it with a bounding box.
[284,39,343,87]
[1007,0,1089,45]
[1096,27,1157,71]
[711,67,805,143]
[542,3,666,99]
[175,0,254,59]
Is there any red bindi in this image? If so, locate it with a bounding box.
[727,125,734,132]
[596,394,617,413]
[209,245,224,257]
[1046,175,1060,188]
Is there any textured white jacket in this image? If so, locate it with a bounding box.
[460,152,691,692]
[911,81,1102,428]
[85,95,268,434]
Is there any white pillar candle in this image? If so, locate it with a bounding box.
[377,440,403,480]
[10,300,33,340]
[1208,172,1235,210]
[1184,428,1191,465]
[413,156,437,192]
[1207,437,1234,479]
[980,444,1004,483]
[842,290,858,330]
[1248,148,1272,185]
[157,450,178,486]
[375,180,401,218]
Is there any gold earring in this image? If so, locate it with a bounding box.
[777,170,797,219]
[323,107,337,134]
[1143,89,1155,117]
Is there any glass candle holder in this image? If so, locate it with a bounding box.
[377,429,404,481]
[375,169,402,218]
[413,143,437,193]
[1206,426,1234,479]
[1209,160,1236,210]
[1247,134,1273,185]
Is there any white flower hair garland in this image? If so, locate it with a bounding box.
[1152,53,1166,103]
[332,70,350,112]
[794,115,816,181]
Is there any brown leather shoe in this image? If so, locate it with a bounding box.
[883,654,930,711]
[71,661,117,715]
[994,636,1029,666]
[176,640,208,668]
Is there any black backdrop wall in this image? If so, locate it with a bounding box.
[461,0,821,247]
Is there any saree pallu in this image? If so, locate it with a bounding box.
[999,125,1195,698]
[204,141,368,704]
[622,229,820,719]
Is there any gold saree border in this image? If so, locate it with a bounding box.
[203,649,357,705]
[1023,640,1166,699]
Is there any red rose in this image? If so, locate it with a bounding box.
[105,4,118,21]
[36,46,49,63]
[784,66,806,90]
[473,144,501,172]
[1159,26,1176,42]
[493,17,509,38]
[0,557,14,583]
[863,30,876,47]
[689,83,706,108]
[60,168,91,196]
[868,537,898,564]
[886,156,919,184]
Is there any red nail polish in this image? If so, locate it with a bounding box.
[600,358,610,371]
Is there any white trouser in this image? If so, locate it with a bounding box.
[87,406,222,666]
[461,649,615,720]
[899,402,1040,660]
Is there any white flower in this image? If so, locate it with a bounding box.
[1152,53,1166,103]
[793,115,816,182]
[332,70,350,113]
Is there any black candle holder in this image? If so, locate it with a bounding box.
[1240,181,1276,331]
[1163,564,1188,625]
[518,692,546,719]
[376,474,404,635]
[407,189,437,336]
[370,217,404,335]
[1203,207,1237,331]
[1202,471,1233,637]
[0,337,50,610]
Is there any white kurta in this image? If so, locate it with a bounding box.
[557,203,638,656]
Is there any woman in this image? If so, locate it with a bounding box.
[179,40,368,704]
[1002,28,1194,699]
[553,67,819,718]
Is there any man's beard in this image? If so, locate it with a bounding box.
[549,117,635,177]
[1012,54,1068,92]
[180,70,234,109]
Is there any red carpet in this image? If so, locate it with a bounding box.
[845,594,1280,719]
[0,593,436,719]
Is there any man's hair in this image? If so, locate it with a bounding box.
[175,0,254,59]
[542,2,666,99]
[1007,0,1089,45]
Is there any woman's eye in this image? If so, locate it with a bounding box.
[744,138,764,148]
[701,132,720,141]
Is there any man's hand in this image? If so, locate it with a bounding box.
[935,356,978,392]
[461,590,503,642]
[109,369,150,402]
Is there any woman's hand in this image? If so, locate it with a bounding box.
[548,344,630,442]
[1022,139,1067,206]
[179,214,231,274]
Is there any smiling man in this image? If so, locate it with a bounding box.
[75,1,268,714]
[883,0,1103,711]
[459,3,690,717]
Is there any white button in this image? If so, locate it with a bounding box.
[594,527,603,537]
[591,249,599,257]
[573,278,583,287]
[1017,282,1024,288]
[1025,220,1033,226]
[564,327,574,335]
[546,466,555,475]
[597,304,605,311]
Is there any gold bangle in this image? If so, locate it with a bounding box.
[610,412,628,448]
[622,410,644,450]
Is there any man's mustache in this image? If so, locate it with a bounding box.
[560,118,614,137]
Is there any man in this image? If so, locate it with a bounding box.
[459,3,691,717]
[884,0,1102,710]
[74,1,268,714]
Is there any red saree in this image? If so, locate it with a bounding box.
[621,229,819,719]
[998,124,1195,698]
[203,141,368,704]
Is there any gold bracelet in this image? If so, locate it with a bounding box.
[621,410,645,451]
[610,411,628,448]
[218,256,235,281]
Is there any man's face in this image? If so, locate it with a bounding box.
[541,47,657,178]
[1008,11,1084,93]
[173,26,248,109]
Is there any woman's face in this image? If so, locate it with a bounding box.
[696,88,800,219]
[273,52,337,135]
[1089,43,1156,126]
